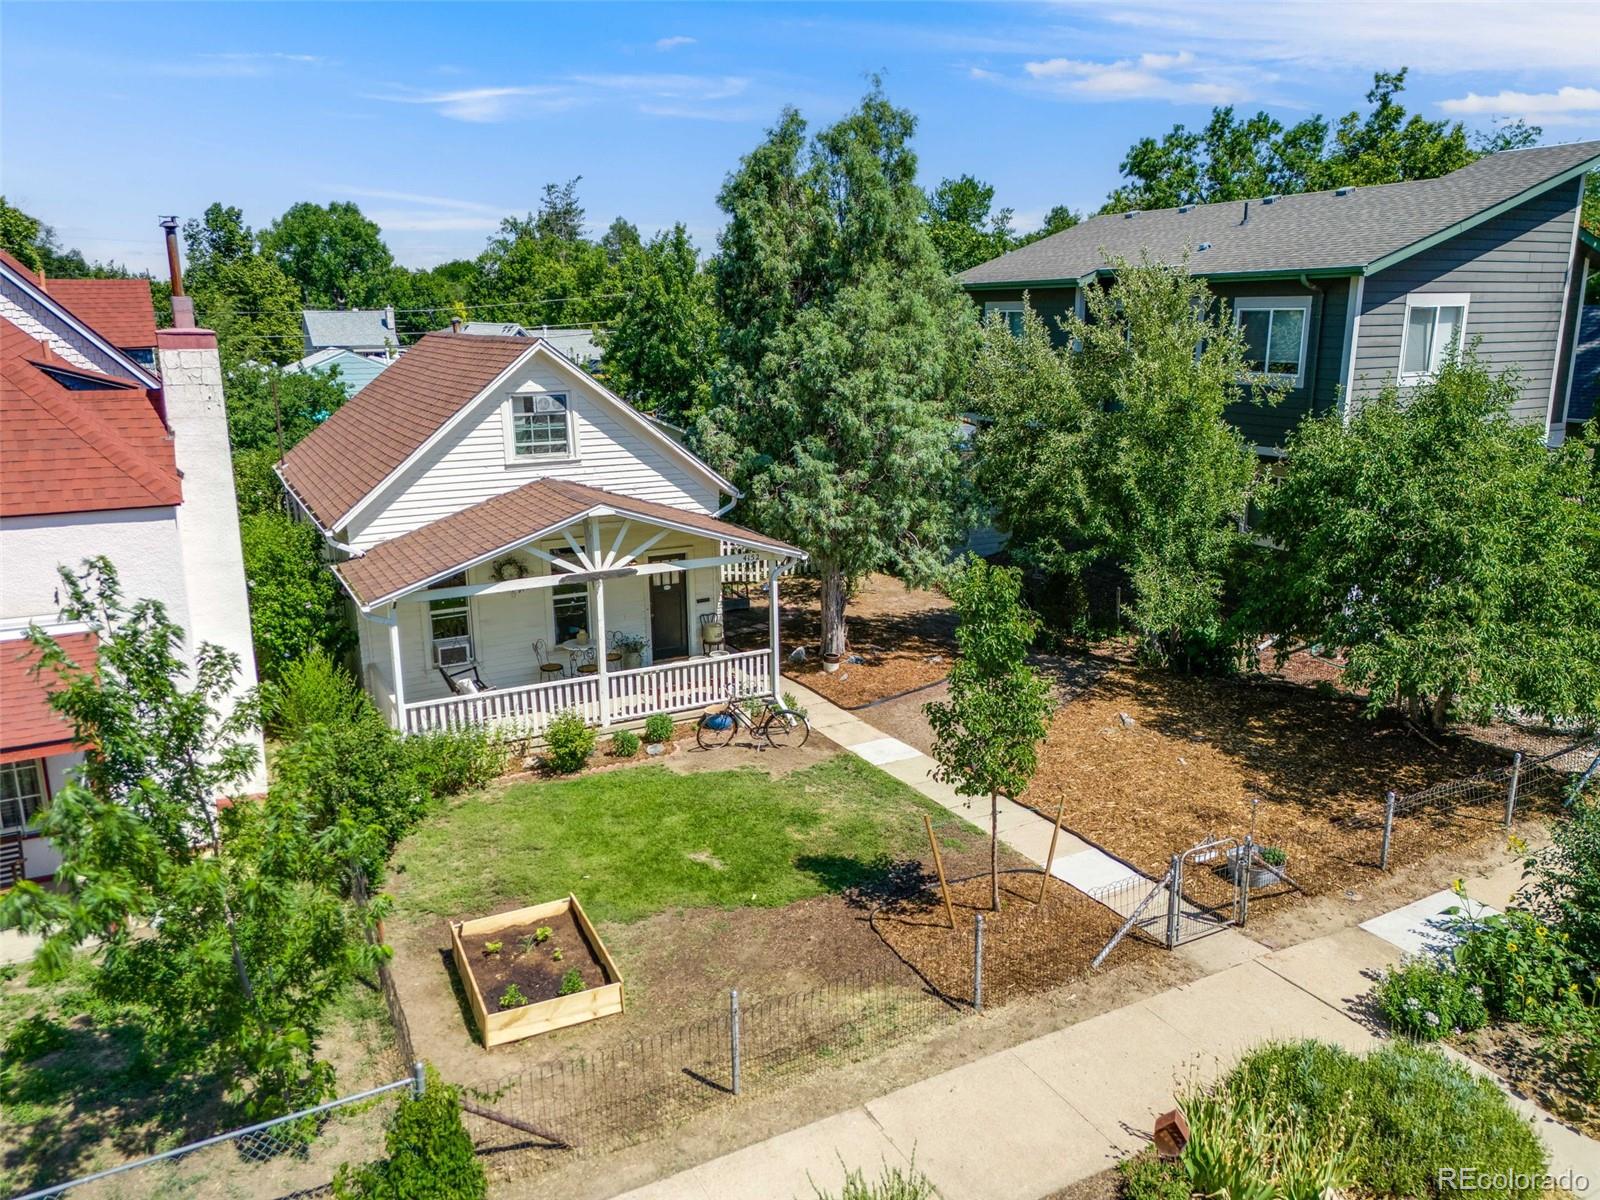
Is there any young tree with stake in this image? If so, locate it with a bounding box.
[924,557,1053,911]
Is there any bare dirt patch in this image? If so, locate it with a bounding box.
[724,573,956,708]
[462,911,607,1014]
[1454,1022,1600,1138]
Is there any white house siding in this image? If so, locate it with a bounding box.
[366,527,725,709]
[1350,178,1583,425]
[0,507,193,635]
[0,283,137,381]
[345,359,721,550]
[17,751,80,880]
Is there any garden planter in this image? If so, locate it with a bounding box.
[450,894,624,1047]
[1224,846,1287,890]
[821,652,844,674]
[623,650,643,669]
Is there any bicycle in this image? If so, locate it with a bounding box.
[696,691,811,751]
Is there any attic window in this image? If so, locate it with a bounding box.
[506,391,572,461]
[36,364,133,391]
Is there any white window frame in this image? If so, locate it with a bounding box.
[983,300,1026,338]
[1232,296,1312,388]
[0,760,45,835]
[428,572,474,667]
[1397,292,1471,386]
[502,390,576,465]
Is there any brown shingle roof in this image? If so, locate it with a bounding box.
[45,278,159,349]
[279,332,534,528]
[335,478,802,608]
[0,632,97,761]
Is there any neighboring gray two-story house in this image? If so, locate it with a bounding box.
[961,142,1600,452]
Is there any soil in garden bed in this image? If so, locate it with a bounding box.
[466,910,609,1012]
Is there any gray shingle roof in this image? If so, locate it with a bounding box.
[961,142,1600,286]
[301,307,399,351]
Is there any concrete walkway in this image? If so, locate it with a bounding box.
[611,859,1600,1200]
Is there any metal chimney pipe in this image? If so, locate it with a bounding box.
[159,216,185,296]
[450,316,463,334]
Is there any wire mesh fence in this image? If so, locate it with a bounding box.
[452,967,961,1176]
[9,1075,416,1200]
[1371,739,1598,869]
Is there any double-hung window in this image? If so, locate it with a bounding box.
[508,392,571,460]
[983,301,1026,338]
[0,761,44,835]
[1398,293,1468,384]
[429,572,473,667]
[1233,298,1311,387]
[551,580,591,643]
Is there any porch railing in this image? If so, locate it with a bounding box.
[401,649,772,736]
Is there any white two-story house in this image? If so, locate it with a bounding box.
[277,331,803,736]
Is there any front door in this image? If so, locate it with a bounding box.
[649,555,689,660]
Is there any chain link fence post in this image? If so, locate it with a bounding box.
[411,1060,426,1098]
[729,988,742,1096]
[1165,855,1183,948]
[973,914,984,1013]
[1380,790,1396,871]
[1505,751,1522,830]
[1237,835,1253,927]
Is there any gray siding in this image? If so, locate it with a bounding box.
[1351,178,1583,426]
[971,286,1077,349]
[1215,278,1350,448]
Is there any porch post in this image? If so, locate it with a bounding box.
[387,603,407,732]
[593,576,611,727]
[767,562,782,700]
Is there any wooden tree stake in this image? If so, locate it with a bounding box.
[924,813,957,929]
[1038,794,1068,904]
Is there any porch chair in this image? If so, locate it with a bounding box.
[573,646,599,677]
[438,661,488,696]
[532,639,567,681]
[606,630,624,667]
[699,612,727,657]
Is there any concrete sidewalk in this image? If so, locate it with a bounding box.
[612,860,1600,1200]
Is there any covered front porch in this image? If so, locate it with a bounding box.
[340,480,803,736]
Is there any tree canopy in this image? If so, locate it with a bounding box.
[1244,352,1600,729]
[184,203,303,366]
[260,201,396,310]
[925,174,1016,274]
[1104,69,1478,213]
[702,86,976,660]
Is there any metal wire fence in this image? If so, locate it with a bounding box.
[9,1073,418,1200]
[453,967,961,1176]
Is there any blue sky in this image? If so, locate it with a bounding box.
[5,1,1598,275]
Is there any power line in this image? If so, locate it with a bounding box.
[207,293,631,317]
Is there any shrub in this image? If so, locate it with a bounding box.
[1218,1040,1547,1200]
[1522,797,1600,974]
[608,729,641,757]
[558,969,586,996]
[783,690,809,719]
[1181,1072,1354,1200]
[1116,1151,1189,1200]
[270,648,370,740]
[333,1066,486,1200]
[1451,908,1584,1021]
[543,711,596,773]
[1373,957,1488,1040]
[810,1162,936,1200]
[403,728,507,799]
[240,513,352,684]
[643,713,674,744]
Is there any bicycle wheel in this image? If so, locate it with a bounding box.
[696,710,739,750]
[761,709,811,749]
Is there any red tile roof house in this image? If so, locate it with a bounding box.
[0,249,266,886]
[277,332,804,737]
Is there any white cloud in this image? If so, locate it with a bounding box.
[367,74,751,122]
[365,84,576,122]
[1439,86,1600,124]
[654,35,697,51]
[1013,50,1242,104]
[328,186,506,235]
[156,51,333,78]
[571,73,750,101]
[1076,0,1600,74]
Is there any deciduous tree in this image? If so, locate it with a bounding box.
[183,204,302,365]
[1246,353,1600,729]
[240,513,353,682]
[599,225,716,425]
[924,558,1052,911]
[260,201,395,310]
[703,87,976,663]
[925,174,1015,274]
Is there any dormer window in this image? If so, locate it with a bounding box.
[506,391,571,460]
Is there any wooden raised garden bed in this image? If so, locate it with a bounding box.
[450,894,624,1047]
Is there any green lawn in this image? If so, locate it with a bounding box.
[390,753,979,925]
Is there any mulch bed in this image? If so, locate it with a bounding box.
[1455,1023,1600,1138]
[873,872,1152,1008]
[461,910,609,1013]
[1014,664,1515,902]
[724,573,957,708]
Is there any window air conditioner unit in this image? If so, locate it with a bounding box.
[433,636,474,668]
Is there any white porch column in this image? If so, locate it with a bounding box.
[387,603,407,732]
[767,563,783,699]
[593,576,611,727]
